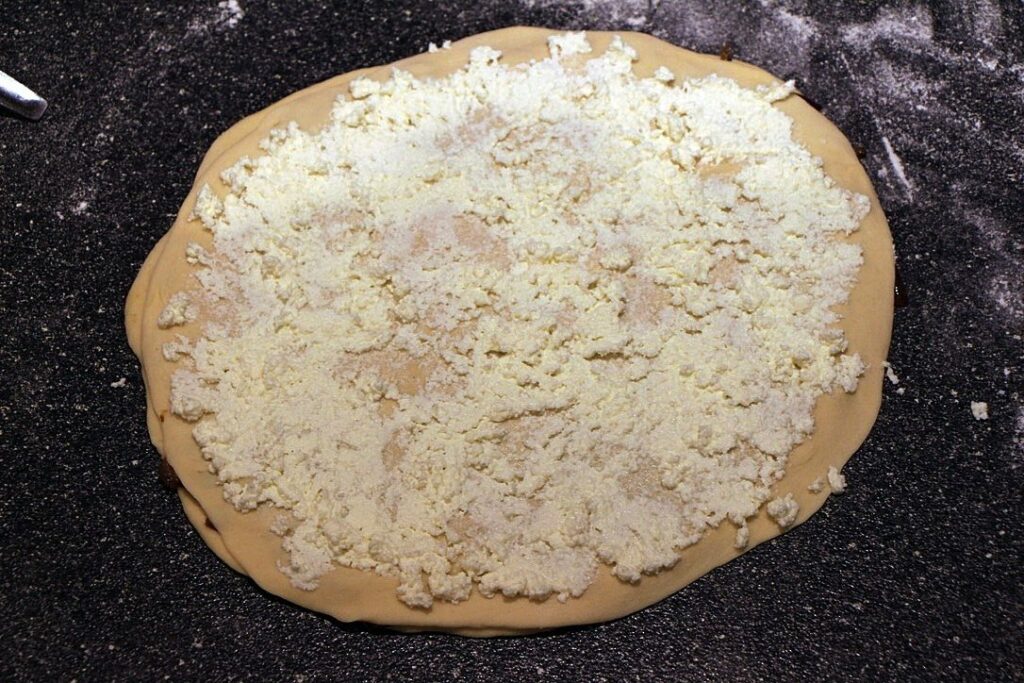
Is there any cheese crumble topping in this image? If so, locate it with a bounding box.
[827,465,847,493]
[167,34,867,607]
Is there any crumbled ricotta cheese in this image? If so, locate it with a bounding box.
[348,78,381,100]
[734,525,750,550]
[827,465,846,493]
[766,494,800,528]
[162,334,193,362]
[191,186,223,230]
[971,401,989,420]
[883,361,899,385]
[548,31,593,58]
[807,477,825,493]
[157,292,197,329]
[168,33,867,606]
[759,79,797,103]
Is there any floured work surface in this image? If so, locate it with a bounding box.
[125,28,894,636]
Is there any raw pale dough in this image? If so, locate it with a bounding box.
[125,28,894,636]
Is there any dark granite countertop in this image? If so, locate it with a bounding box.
[2,1,1021,680]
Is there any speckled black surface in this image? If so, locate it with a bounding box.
[2,1,1022,681]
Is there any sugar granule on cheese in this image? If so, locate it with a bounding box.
[165,34,868,607]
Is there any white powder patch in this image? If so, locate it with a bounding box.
[832,5,1024,211]
[218,0,244,28]
[952,185,1024,328]
[189,0,245,34]
[871,59,949,116]
[759,1,817,42]
[68,183,99,218]
[964,0,1005,48]
[842,6,933,47]
[990,276,1024,324]
[1015,407,1024,459]
[168,34,868,607]
[525,0,648,28]
[649,0,817,75]
[838,4,1019,116]
[839,2,1020,110]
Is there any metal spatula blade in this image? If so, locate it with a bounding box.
[0,70,47,120]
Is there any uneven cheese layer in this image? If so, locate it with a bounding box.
[163,34,867,607]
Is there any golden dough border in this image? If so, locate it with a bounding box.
[125,27,895,636]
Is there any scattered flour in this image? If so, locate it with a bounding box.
[989,276,1024,324]
[524,0,649,28]
[650,0,818,75]
[758,1,817,42]
[841,6,933,47]
[952,185,1024,328]
[833,4,1021,212]
[1015,407,1024,458]
[218,0,244,28]
[189,0,245,34]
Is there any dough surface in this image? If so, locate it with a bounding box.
[125,27,894,636]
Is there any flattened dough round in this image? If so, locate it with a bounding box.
[125,27,894,636]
